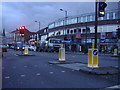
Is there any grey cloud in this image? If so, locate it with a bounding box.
[2,2,118,32]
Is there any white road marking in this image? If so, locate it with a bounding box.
[61,71,66,73]
[20,75,26,77]
[72,70,75,71]
[49,72,54,74]
[36,73,40,76]
[13,66,16,69]
[5,76,10,79]
[34,65,38,67]
[24,66,27,68]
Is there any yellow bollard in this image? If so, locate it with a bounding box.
[58,44,65,61]
[88,49,98,68]
[114,49,117,56]
[92,42,95,49]
[93,49,98,68]
[88,49,93,67]
[24,47,28,54]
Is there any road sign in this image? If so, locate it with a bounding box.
[93,49,98,56]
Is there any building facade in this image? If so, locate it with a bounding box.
[47,9,120,53]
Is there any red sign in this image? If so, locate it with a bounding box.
[76,33,81,38]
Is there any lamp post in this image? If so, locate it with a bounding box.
[95,1,98,49]
[35,21,40,30]
[60,9,68,35]
[60,9,68,50]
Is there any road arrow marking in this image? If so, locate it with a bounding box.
[5,76,10,79]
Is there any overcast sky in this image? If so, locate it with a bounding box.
[2,2,119,33]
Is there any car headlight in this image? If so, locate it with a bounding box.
[17,47,20,49]
[23,47,25,49]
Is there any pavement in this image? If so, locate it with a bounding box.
[48,61,120,75]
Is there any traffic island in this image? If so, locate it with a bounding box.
[48,60,79,64]
[111,55,120,57]
[52,62,120,75]
[15,53,35,56]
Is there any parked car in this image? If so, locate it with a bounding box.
[29,45,36,51]
[0,45,7,52]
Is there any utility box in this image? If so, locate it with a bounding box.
[88,49,98,68]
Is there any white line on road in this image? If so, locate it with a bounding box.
[49,72,54,74]
[13,66,16,69]
[36,73,40,76]
[34,65,38,67]
[61,71,66,73]
[72,70,75,71]
[20,75,26,77]
[5,76,10,79]
[24,66,27,68]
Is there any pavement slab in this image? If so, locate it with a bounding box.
[49,61,120,75]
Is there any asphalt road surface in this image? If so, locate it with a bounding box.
[2,49,119,88]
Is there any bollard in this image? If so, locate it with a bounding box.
[92,42,95,49]
[92,49,98,68]
[88,49,98,68]
[58,44,65,61]
[113,49,117,56]
[24,47,28,54]
[88,49,93,67]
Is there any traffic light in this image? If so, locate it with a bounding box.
[19,26,25,36]
[98,1,107,17]
[117,28,120,39]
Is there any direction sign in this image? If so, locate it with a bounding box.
[93,49,98,56]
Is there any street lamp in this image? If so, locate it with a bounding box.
[35,21,40,30]
[60,9,68,35]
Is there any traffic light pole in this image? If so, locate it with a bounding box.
[95,1,98,48]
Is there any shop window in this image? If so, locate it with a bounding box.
[109,12,113,20]
[82,29,86,33]
[67,29,69,34]
[78,29,81,33]
[70,30,73,34]
[74,29,77,33]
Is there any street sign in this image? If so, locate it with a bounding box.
[93,49,98,56]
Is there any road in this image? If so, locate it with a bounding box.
[2,49,119,88]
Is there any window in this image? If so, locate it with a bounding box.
[90,16,92,21]
[48,23,54,29]
[82,29,86,33]
[82,16,86,22]
[67,29,69,34]
[109,12,113,19]
[87,15,90,22]
[70,30,73,34]
[103,13,107,20]
[78,17,81,23]
[107,13,109,19]
[78,29,81,33]
[74,29,77,33]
